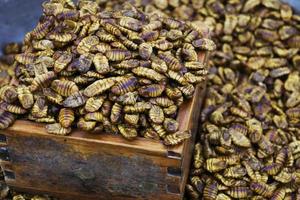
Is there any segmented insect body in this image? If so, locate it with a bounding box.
[179,84,195,98]
[192,38,216,51]
[57,9,79,21]
[182,43,198,62]
[30,71,56,91]
[93,53,110,74]
[203,181,218,200]
[58,108,75,128]
[43,88,63,105]
[149,105,164,124]
[114,59,140,70]
[226,187,252,199]
[54,52,73,72]
[245,118,262,143]
[124,114,139,125]
[271,188,286,200]
[101,100,112,117]
[159,53,182,71]
[105,49,131,61]
[138,84,165,98]
[273,168,293,183]
[224,165,247,178]
[186,184,200,200]
[110,41,127,50]
[85,97,105,112]
[17,86,34,109]
[167,70,188,85]
[154,39,173,51]
[84,112,106,122]
[45,123,71,135]
[139,43,153,60]
[119,16,143,31]
[33,39,54,50]
[163,130,191,145]
[132,67,166,82]
[0,102,27,114]
[51,80,79,96]
[190,176,204,194]
[0,110,15,129]
[63,91,86,108]
[120,37,139,50]
[91,42,111,54]
[140,30,159,41]
[206,158,227,172]
[152,123,167,139]
[151,56,168,73]
[111,76,138,95]
[229,128,251,147]
[250,182,273,197]
[83,78,115,97]
[12,194,26,200]
[142,128,160,140]
[42,2,64,16]
[118,124,138,139]
[102,22,122,37]
[0,85,18,103]
[31,97,48,118]
[110,103,122,123]
[142,20,162,31]
[165,87,182,100]
[31,18,54,39]
[77,118,96,131]
[116,92,138,105]
[96,31,116,42]
[48,33,74,43]
[150,97,174,107]
[77,35,99,55]
[193,143,203,169]
[184,72,205,84]
[124,102,152,113]
[262,163,282,176]
[15,53,36,65]
[185,61,205,70]
[163,118,179,133]
[216,193,232,200]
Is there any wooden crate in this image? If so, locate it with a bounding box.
[0,51,208,200]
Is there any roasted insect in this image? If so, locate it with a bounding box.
[163,130,191,145]
[58,108,75,128]
[175,0,300,198]
[45,123,71,135]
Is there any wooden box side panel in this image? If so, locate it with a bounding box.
[178,51,209,194]
[0,129,182,200]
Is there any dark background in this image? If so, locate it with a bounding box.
[0,0,45,54]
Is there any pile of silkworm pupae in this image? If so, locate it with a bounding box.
[0,0,215,146]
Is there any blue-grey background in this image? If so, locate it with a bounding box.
[0,0,45,49]
[0,0,299,53]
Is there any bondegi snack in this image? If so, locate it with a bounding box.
[2,0,300,199]
[99,0,300,199]
[0,1,214,146]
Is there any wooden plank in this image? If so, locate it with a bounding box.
[3,121,169,157]
[3,131,180,199]
[9,185,181,200]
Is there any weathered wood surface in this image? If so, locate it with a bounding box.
[0,50,208,200]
